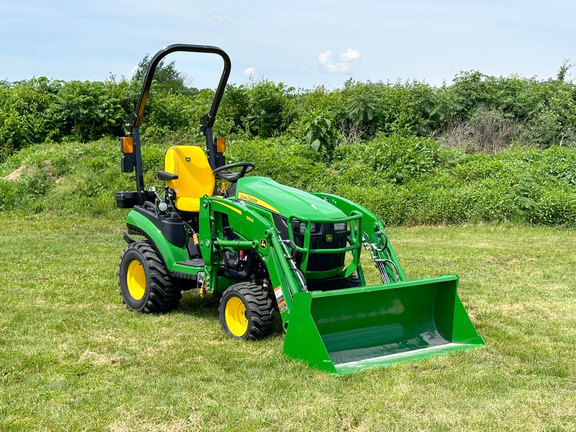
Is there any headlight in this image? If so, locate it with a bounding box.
[300,222,320,234]
[293,220,320,234]
[334,222,347,231]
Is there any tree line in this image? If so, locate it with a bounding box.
[1,64,576,162]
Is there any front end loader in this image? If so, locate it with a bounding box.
[115,44,484,374]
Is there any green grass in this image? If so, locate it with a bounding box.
[1,214,575,431]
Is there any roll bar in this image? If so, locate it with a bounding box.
[122,44,231,204]
[125,44,231,133]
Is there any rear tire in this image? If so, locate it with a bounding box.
[219,282,274,340]
[118,241,182,313]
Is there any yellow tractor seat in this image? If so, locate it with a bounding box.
[161,146,215,212]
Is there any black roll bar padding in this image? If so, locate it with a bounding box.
[133,127,146,204]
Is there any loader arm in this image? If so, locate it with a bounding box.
[198,196,306,325]
[312,192,408,283]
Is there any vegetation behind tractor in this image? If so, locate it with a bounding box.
[115,44,484,374]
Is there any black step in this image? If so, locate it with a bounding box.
[176,258,205,267]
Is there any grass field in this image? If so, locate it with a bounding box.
[1,213,575,431]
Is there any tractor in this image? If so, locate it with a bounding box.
[115,44,484,374]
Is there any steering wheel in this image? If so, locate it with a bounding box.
[212,162,255,182]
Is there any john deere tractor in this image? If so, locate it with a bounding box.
[115,44,484,374]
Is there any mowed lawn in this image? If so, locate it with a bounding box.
[1,213,575,431]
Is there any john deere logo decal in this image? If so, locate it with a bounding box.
[326,234,333,243]
[237,193,279,213]
[185,156,191,162]
[260,239,267,249]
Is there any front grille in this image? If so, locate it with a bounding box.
[273,214,347,273]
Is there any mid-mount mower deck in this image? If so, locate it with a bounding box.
[115,44,484,374]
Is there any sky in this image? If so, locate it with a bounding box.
[1,0,576,90]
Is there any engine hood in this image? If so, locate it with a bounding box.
[235,177,346,220]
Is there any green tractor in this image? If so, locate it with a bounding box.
[116,44,484,374]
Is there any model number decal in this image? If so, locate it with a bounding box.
[274,286,287,313]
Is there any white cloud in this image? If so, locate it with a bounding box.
[339,48,360,62]
[130,65,139,79]
[318,48,360,74]
[243,67,256,78]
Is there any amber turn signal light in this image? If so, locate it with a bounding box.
[216,137,226,153]
[121,137,134,154]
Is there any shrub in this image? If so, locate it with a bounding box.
[0,78,54,157]
[362,135,441,184]
[301,109,340,160]
[226,137,325,190]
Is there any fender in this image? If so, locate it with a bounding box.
[125,208,189,270]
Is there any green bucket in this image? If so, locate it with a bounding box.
[283,275,484,374]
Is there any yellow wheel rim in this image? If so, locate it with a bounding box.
[225,296,248,337]
[126,260,146,300]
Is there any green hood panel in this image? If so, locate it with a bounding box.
[236,177,346,219]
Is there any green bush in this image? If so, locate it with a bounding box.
[0,140,133,214]
[46,80,132,142]
[331,134,441,185]
[301,109,340,160]
[3,69,576,164]
[0,78,54,157]
[3,127,576,228]
[226,137,325,190]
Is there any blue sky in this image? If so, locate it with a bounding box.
[1,0,575,89]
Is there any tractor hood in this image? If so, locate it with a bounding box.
[236,177,346,219]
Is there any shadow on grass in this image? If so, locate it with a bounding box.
[177,292,219,319]
[177,291,285,338]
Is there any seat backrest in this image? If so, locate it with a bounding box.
[164,146,215,211]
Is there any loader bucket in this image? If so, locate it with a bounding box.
[283,275,484,375]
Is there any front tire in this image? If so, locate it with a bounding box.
[347,273,361,287]
[118,241,182,313]
[219,282,274,340]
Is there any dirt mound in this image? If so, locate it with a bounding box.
[4,166,26,180]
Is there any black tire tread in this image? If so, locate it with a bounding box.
[347,273,361,288]
[220,282,274,340]
[119,241,182,313]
